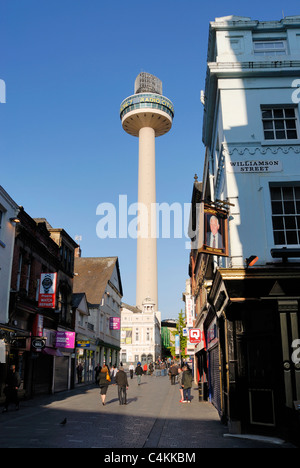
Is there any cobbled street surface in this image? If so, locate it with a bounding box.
[0,373,295,449]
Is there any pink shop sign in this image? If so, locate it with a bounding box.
[109,317,120,330]
[56,331,75,349]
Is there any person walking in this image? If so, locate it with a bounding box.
[99,362,110,406]
[148,362,154,376]
[95,364,101,385]
[77,363,83,384]
[110,365,118,385]
[143,363,148,375]
[135,362,143,385]
[181,364,193,403]
[169,361,178,385]
[177,367,184,402]
[115,366,129,405]
[129,363,134,380]
[2,365,21,413]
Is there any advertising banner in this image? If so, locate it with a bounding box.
[56,331,75,349]
[121,328,132,344]
[38,273,57,308]
[109,317,121,330]
[185,295,194,328]
[175,334,180,355]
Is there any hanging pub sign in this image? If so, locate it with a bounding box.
[197,203,229,257]
[38,273,57,308]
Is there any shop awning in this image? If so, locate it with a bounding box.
[42,348,64,357]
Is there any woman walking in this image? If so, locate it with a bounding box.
[99,362,110,405]
[177,367,184,403]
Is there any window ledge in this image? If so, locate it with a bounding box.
[261,139,300,146]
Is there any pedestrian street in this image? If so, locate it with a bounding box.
[0,372,294,449]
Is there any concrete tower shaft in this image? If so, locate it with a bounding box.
[120,73,174,311]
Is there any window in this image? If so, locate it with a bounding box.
[270,184,300,245]
[262,107,298,140]
[254,40,287,56]
[16,254,23,291]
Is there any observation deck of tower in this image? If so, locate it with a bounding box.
[120,72,174,311]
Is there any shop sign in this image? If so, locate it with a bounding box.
[189,329,202,344]
[56,331,75,349]
[76,340,90,348]
[185,295,194,327]
[109,317,121,330]
[38,273,57,308]
[32,338,46,351]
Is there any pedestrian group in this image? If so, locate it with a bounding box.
[2,359,194,412]
[96,359,194,407]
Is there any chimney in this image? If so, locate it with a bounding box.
[75,246,81,258]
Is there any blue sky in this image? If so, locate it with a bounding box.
[1,0,299,319]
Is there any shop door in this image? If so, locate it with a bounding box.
[54,356,69,392]
[209,345,221,415]
[247,337,276,427]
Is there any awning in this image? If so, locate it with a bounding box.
[42,348,64,357]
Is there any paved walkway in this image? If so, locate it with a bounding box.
[0,373,295,448]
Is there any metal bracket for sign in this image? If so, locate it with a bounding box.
[203,198,235,212]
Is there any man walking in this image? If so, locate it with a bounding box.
[135,362,143,385]
[2,365,21,412]
[181,364,193,403]
[129,363,134,379]
[115,366,129,405]
[169,361,178,385]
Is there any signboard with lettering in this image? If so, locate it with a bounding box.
[109,317,121,330]
[189,329,202,344]
[227,160,282,173]
[56,331,75,349]
[76,341,90,348]
[38,273,57,309]
[185,295,194,328]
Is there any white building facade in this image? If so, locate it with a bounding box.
[74,257,123,373]
[0,186,19,326]
[121,298,161,365]
[191,15,300,439]
[203,15,300,268]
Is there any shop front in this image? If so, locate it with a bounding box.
[0,325,31,401]
[75,338,97,385]
[208,267,300,441]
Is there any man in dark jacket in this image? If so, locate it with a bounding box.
[2,365,21,412]
[115,366,129,405]
[181,365,193,403]
[135,363,143,385]
[169,362,179,385]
